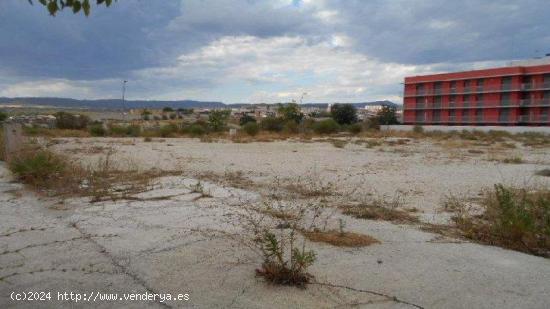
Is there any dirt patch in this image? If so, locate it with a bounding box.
[302,230,380,247]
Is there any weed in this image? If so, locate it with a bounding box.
[256,231,316,287]
[302,230,379,247]
[242,122,260,136]
[365,139,382,148]
[500,156,524,164]
[412,125,424,134]
[330,139,347,148]
[342,191,418,223]
[535,169,550,177]
[449,184,550,257]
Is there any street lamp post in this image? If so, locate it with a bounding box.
[122,80,128,120]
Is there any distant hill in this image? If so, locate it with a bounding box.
[229,100,400,109]
[0,97,400,110]
[0,97,225,110]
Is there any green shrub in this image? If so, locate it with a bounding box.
[188,124,206,136]
[107,125,126,136]
[208,110,231,132]
[10,149,67,187]
[364,118,380,131]
[283,120,299,134]
[452,184,550,257]
[347,123,362,134]
[331,104,357,125]
[412,125,424,134]
[313,119,340,134]
[55,112,89,130]
[260,117,285,132]
[242,122,259,136]
[89,124,106,137]
[126,125,141,137]
[159,124,178,137]
[239,115,257,126]
[0,110,7,122]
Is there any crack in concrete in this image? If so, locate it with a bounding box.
[311,281,425,309]
[70,222,172,308]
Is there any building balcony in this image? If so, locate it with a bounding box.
[521,82,550,91]
[404,82,550,97]
[518,115,550,123]
[405,100,524,110]
[519,99,550,107]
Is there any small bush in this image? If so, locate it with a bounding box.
[10,149,69,188]
[0,110,7,122]
[242,122,259,136]
[347,123,362,134]
[452,184,550,257]
[283,120,299,134]
[239,115,257,126]
[188,124,206,136]
[412,125,424,134]
[89,124,106,137]
[260,117,285,132]
[363,118,380,131]
[143,136,152,142]
[535,169,550,177]
[500,156,524,164]
[55,112,89,130]
[159,124,178,137]
[312,119,339,134]
[255,232,315,287]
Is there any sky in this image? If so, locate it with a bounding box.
[0,0,549,104]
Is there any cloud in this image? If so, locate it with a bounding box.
[0,0,548,102]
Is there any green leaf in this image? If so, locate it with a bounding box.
[47,1,58,15]
[72,1,81,13]
[39,0,48,6]
[105,0,112,6]
[82,0,90,16]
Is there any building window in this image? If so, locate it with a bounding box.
[500,93,511,106]
[541,108,549,121]
[416,84,425,95]
[476,79,484,91]
[462,110,469,122]
[434,82,442,94]
[434,96,442,108]
[416,97,426,108]
[450,81,457,93]
[463,94,471,107]
[476,94,484,107]
[449,95,456,107]
[464,80,471,92]
[415,111,425,122]
[499,109,510,123]
[449,110,456,121]
[433,110,441,122]
[501,76,512,90]
[475,109,483,122]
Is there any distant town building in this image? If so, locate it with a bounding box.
[403,58,550,126]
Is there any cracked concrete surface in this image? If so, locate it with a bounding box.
[2,137,550,308]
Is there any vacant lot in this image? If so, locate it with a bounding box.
[1,136,550,308]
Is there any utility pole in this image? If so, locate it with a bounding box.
[122,80,128,120]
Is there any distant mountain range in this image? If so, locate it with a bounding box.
[0,97,400,110]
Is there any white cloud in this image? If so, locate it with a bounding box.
[0,80,92,98]
[135,34,429,103]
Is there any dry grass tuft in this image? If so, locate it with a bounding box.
[341,191,418,223]
[444,185,550,257]
[302,230,379,247]
[535,169,550,177]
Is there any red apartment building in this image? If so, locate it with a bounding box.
[403,61,550,126]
